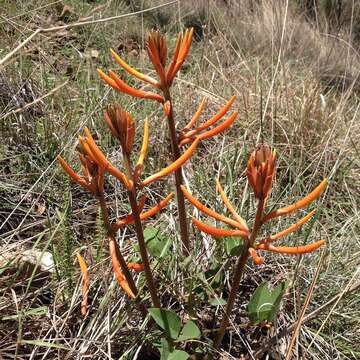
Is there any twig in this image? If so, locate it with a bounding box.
[1,81,68,120]
[285,249,326,360]
[0,0,177,66]
[255,279,360,357]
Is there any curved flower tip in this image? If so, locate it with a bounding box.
[247,144,276,201]
[256,240,325,255]
[263,179,328,223]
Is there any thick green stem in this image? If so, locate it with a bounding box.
[163,88,190,255]
[214,199,265,349]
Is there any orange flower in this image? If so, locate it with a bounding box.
[179,96,237,146]
[246,145,276,200]
[76,253,90,316]
[181,181,250,236]
[98,28,194,99]
[112,193,174,230]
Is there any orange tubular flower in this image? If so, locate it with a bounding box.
[112,193,174,230]
[109,238,135,298]
[127,263,145,272]
[192,217,249,239]
[181,185,248,232]
[76,253,90,316]
[263,179,328,223]
[110,48,160,88]
[82,128,133,190]
[259,210,317,244]
[183,97,206,131]
[134,118,149,180]
[256,240,325,255]
[57,155,95,193]
[247,145,276,201]
[179,97,237,146]
[248,248,264,265]
[215,179,249,231]
[141,138,200,186]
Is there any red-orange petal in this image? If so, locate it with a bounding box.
[192,217,248,239]
[142,138,199,186]
[256,240,326,254]
[181,185,247,231]
[263,179,328,222]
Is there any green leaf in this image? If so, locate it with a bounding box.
[149,308,181,339]
[224,236,244,256]
[210,297,227,306]
[177,320,201,342]
[160,338,172,359]
[167,350,190,360]
[144,227,170,258]
[247,281,288,324]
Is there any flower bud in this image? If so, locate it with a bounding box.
[247,145,276,200]
[104,104,135,156]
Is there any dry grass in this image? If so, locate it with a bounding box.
[1,0,360,359]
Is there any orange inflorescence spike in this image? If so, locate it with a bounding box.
[256,240,326,254]
[246,145,276,201]
[141,138,200,186]
[181,185,247,231]
[248,248,264,265]
[110,48,160,88]
[215,179,249,231]
[76,253,90,316]
[263,179,328,223]
[112,193,174,230]
[109,70,165,103]
[260,210,317,244]
[109,239,135,298]
[192,217,249,239]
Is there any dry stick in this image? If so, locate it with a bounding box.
[163,88,190,255]
[255,280,360,358]
[0,0,177,66]
[214,198,266,349]
[285,248,326,360]
[1,81,68,120]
